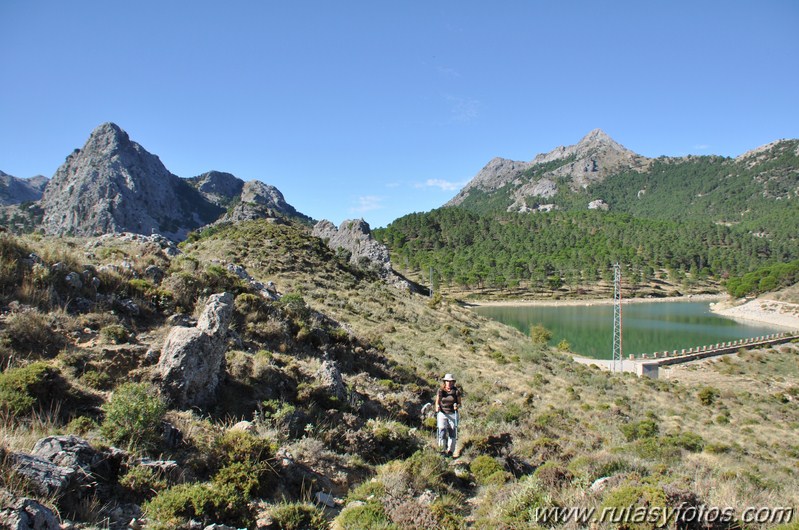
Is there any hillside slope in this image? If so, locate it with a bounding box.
[0,222,797,529]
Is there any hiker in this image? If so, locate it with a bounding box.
[435,373,461,457]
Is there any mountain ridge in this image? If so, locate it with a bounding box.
[34,123,311,240]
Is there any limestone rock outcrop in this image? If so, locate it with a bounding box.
[0,492,61,530]
[40,122,223,240]
[158,292,234,409]
[313,219,391,274]
[217,180,314,225]
[446,129,651,212]
[0,170,47,206]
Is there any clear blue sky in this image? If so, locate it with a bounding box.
[2,1,797,228]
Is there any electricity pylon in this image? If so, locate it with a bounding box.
[612,263,623,373]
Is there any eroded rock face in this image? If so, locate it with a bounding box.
[158,292,234,409]
[0,492,61,530]
[445,128,651,212]
[316,359,347,402]
[40,122,222,240]
[313,219,391,273]
[8,435,125,514]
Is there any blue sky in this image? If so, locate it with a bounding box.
[1,1,797,228]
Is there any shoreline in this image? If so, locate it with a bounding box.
[708,298,799,330]
[465,293,725,308]
[466,293,799,330]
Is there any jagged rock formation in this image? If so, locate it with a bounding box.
[39,123,224,240]
[158,292,234,409]
[7,435,125,518]
[218,180,314,225]
[446,129,651,212]
[313,219,392,274]
[187,170,244,207]
[0,492,61,530]
[0,170,47,206]
[313,219,412,291]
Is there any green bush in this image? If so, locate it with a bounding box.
[66,416,98,436]
[267,502,328,530]
[601,484,668,530]
[0,362,63,416]
[212,429,276,467]
[119,465,168,502]
[144,481,253,530]
[532,461,573,489]
[101,382,167,452]
[99,324,130,344]
[697,386,720,406]
[530,324,552,344]
[470,455,505,485]
[336,501,397,529]
[620,419,659,441]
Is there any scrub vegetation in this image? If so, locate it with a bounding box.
[0,222,797,529]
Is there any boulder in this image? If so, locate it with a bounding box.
[0,491,60,530]
[158,292,234,409]
[316,360,347,402]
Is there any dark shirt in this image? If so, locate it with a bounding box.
[437,386,461,414]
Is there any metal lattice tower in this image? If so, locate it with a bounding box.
[612,263,623,372]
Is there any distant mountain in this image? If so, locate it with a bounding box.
[444,130,799,233]
[377,131,799,296]
[447,129,650,213]
[0,170,48,206]
[36,123,311,240]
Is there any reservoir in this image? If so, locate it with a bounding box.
[472,300,788,360]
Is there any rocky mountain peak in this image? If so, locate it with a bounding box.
[188,171,245,207]
[448,129,651,210]
[40,123,222,240]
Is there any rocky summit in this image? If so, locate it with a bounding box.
[39,123,223,241]
[0,170,47,206]
[446,128,650,212]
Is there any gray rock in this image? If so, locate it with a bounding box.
[446,129,651,211]
[158,293,234,409]
[144,265,165,284]
[40,122,223,241]
[316,360,347,402]
[113,298,140,316]
[0,170,47,206]
[8,452,76,497]
[64,272,82,289]
[0,492,61,530]
[313,219,391,274]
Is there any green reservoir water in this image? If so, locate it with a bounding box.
[473,301,788,360]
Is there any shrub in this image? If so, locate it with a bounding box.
[0,362,64,416]
[336,501,396,529]
[665,431,705,452]
[267,502,327,530]
[66,416,98,436]
[119,465,168,502]
[101,382,167,452]
[697,386,720,406]
[99,324,130,344]
[620,419,659,441]
[212,429,276,467]
[143,481,253,530]
[470,455,505,485]
[532,461,573,489]
[600,484,668,530]
[491,476,552,528]
[530,324,552,344]
[3,310,65,357]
